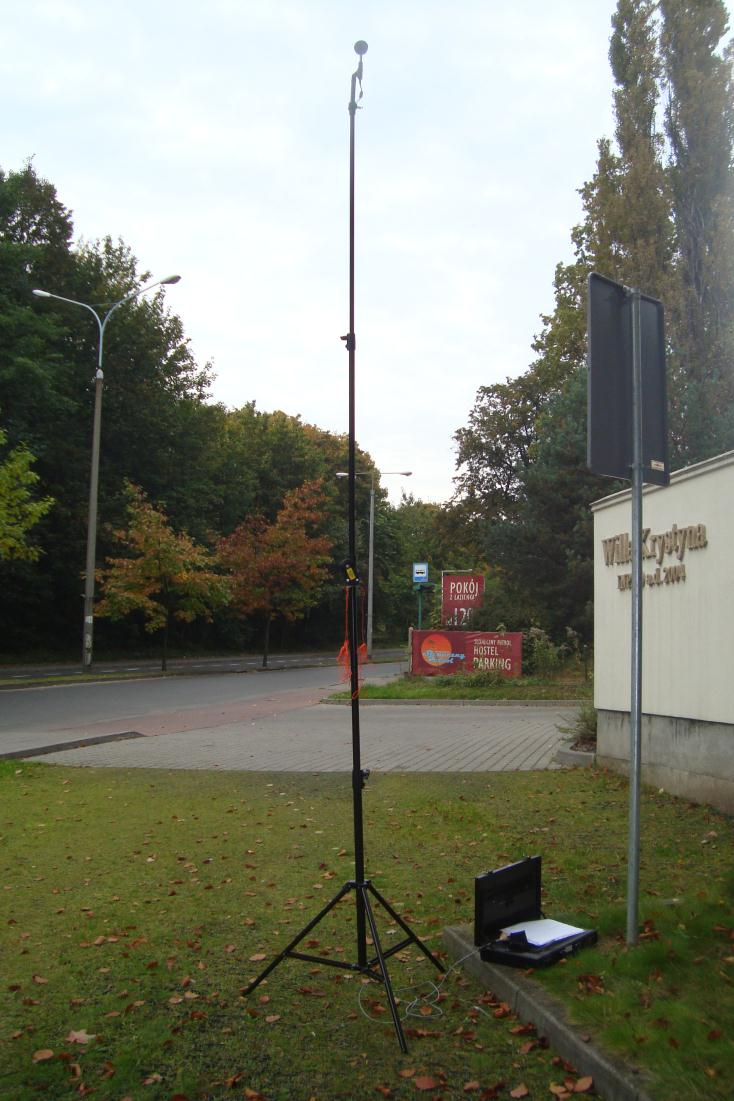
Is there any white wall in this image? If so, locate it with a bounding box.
[592,451,734,726]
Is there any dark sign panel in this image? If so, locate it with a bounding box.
[441,572,485,626]
[587,272,669,486]
[410,629,522,677]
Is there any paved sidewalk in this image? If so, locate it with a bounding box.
[24,702,575,772]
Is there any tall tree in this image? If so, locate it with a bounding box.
[218,479,333,667]
[451,0,733,640]
[96,483,229,670]
[660,0,734,459]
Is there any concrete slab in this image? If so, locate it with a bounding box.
[23,703,576,772]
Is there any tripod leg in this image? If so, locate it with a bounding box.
[242,880,353,996]
[367,883,446,972]
[360,886,408,1053]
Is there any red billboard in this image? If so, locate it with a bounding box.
[410,629,522,678]
[441,572,485,626]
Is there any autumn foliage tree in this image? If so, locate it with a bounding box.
[96,483,230,669]
[218,479,333,667]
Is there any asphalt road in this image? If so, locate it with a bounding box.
[0,648,406,682]
[0,660,408,757]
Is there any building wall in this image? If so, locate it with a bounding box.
[592,451,734,813]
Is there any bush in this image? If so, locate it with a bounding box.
[523,626,566,676]
[556,700,597,746]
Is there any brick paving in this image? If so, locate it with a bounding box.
[25,702,575,772]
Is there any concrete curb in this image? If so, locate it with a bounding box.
[443,925,654,1101]
[322,698,582,708]
[0,730,145,761]
[555,741,597,767]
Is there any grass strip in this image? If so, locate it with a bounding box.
[337,674,593,702]
[0,760,730,1100]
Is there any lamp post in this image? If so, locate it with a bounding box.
[33,274,181,671]
[336,468,412,656]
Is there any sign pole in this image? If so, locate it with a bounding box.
[627,287,643,947]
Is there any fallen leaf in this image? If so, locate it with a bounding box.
[32,1049,54,1063]
[574,1077,594,1093]
[510,1086,529,1099]
[375,1086,392,1098]
[32,974,49,985]
[414,1077,439,1091]
[66,1029,95,1045]
[143,1072,163,1085]
[399,1069,416,1078]
[265,1014,281,1023]
[249,953,266,962]
[463,1082,481,1092]
[577,973,605,995]
[549,1085,571,1098]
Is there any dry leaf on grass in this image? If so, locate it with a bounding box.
[66,1029,95,1045]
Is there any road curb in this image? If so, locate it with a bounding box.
[322,698,581,707]
[555,742,597,767]
[443,925,654,1101]
[1,730,145,761]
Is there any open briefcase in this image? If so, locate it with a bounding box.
[474,855,597,968]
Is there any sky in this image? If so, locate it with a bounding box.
[4,1,729,505]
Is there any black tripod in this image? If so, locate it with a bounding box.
[242,41,445,1053]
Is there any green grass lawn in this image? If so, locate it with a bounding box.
[0,760,731,1101]
[346,673,593,702]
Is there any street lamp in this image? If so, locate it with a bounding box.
[32,274,181,671]
[336,468,412,656]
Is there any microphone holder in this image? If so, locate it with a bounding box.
[241,41,444,1054]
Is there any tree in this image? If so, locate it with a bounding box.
[660,0,734,461]
[96,484,230,670]
[450,0,733,640]
[219,479,333,667]
[0,425,53,561]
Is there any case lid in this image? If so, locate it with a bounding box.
[474,855,541,946]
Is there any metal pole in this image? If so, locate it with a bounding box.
[627,287,643,946]
[346,41,368,968]
[33,277,180,671]
[366,473,375,658]
[82,350,104,670]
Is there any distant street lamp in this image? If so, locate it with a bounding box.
[336,468,412,656]
[33,274,181,671]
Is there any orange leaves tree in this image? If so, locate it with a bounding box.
[218,479,333,667]
[96,483,230,669]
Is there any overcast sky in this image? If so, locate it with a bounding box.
[4,1,730,504]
